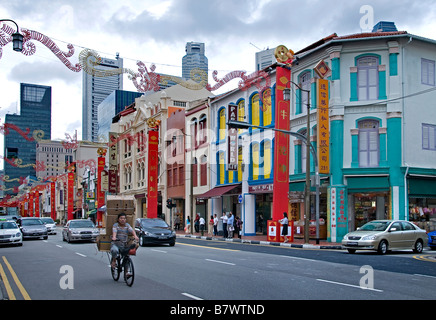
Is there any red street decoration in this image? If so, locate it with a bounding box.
[272,64,291,220]
[51,182,56,220]
[147,129,159,218]
[96,148,106,226]
[67,172,74,221]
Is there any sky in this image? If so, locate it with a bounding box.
[1,0,436,166]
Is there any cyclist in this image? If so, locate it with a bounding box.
[111,213,139,269]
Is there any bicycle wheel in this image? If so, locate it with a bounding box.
[123,257,135,286]
[111,257,121,281]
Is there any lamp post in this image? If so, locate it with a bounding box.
[0,19,24,52]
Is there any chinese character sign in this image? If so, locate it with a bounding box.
[316,79,330,174]
[227,103,238,171]
[147,129,159,218]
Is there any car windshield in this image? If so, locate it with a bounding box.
[359,221,390,231]
[69,220,95,228]
[21,219,43,226]
[0,221,18,229]
[141,219,169,228]
[41,218,55,224]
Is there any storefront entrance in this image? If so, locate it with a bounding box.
[255,194,272,235]
[351,192,388,230]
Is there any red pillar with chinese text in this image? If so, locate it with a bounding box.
[67,172,74,220]
[51,182,56,220]
[97,148,106,227]
[147,128,159,218]
[272,65,291,220]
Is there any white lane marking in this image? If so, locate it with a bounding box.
[75,252,87,258]
[414,274,436,279]
[205,258,235,266]
[151,249,167,253]
[280,255,317,262]
[182,292,203,300]
[316,278,383,292]
[56,245,63,248]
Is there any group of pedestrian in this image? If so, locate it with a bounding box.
[219,211,243,239]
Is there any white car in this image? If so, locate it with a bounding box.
[41,217,57,235]
[0,220,23,246]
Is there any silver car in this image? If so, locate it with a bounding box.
[62,219,100,243]
[342,220,428,254]
[19,217,48,240]
[41,217,57,235]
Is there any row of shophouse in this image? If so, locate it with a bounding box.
[11,25,436,242]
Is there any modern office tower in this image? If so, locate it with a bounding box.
[35,140,74,181]
[97,89,143,140]
[255,48,276,71]
[82,54,123,142]
[182,42,208,82]
[3,83,52,195]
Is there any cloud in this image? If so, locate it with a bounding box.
[8,60,81,85]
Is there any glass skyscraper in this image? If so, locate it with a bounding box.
[82,55,123,142]
[182,42,208,82]
[4,83,52,195]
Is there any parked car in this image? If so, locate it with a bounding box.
[342,220,428,254]
[41,217,57,235]
[18,217,48,240]
[135,218,176,246]
[0,220,23,246]
[428,230,436,250]
[62,219,100,243]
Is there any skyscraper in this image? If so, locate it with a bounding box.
[82,54,123,142]
[4,83,52,195]
[182,42,208,82]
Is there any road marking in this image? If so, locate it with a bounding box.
[56,245,63,248]
[151,249,167,253]
[414,274,436,279]
[413,254,436,262]
[2,256,31,300]
[178,242,240,252]
[316,278,383,292]
[75,252,87,257]
[182,292,203,300]
[0,260,16,300]
[280,255,317,262]
[205,258,235,266]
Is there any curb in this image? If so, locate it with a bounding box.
[177,234,343,250]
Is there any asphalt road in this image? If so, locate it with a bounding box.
[1,227,435,302]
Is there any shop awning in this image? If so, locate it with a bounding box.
[197,185,240,199]
[408,177,436,197]
[346,176,390,192]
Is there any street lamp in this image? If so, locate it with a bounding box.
[0,19,24,52]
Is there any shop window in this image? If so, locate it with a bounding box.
[262,89,272,126]
[237,146,243,182]
[358,120,379,167]
[300,129,308,173]
[218,108,226,141]
[300,71,311,113]
[198,114,207,146]
[238,99,245,134]
[218,152,225,185]
[421,58,435,86]
[263,140,272,179]
[251,93,260,127]
[357,56,378,101]
[200,155,207,186]
[192,158,198,187]
[422,123,436,150]
[252,143,260,180]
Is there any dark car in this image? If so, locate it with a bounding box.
[428,230,436,250]
[135,218,176,246]
[18,217,48,240]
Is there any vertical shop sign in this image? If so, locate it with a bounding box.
[108,132,118,194]
[272,65,291,220]
[147,129,159,218]
[316,78,330,174]
[67,172,74,220]
[227,103,238,170]
[51,182,56,220]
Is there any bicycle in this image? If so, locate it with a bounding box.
[108,239,137,287]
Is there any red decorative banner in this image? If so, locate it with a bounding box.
[272,65,291,220]
[28,192,33,217]
[67,172,74,220]
[147,129,159,218]
[51,182,56,220]
[35,191,39,217]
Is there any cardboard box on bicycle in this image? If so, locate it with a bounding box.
[106,195,135,216]
[96,235,111,252]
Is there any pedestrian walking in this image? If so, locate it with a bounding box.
[235,216,243,239]
[220,212,228,238]
[279,212,289,242]
[194,214,200,233]
[208,215,214,235]
[227,212,234,238]
[199,216,205,236]
[213,214,218,236]
[185,216,191,234]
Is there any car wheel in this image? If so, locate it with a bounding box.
[169,241,175,247]
[43,236,48,240]
[413,240,423,253]
[139,236,145,247]
[377,240,388,255]
[347,249,356,254]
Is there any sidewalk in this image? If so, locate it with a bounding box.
[176,230,343,250]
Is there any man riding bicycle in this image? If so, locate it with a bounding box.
[111,213,139,269]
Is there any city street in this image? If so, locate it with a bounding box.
[1,227,435,302]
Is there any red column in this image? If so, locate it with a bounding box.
[97,155,105,227]
[272,65,291,220]
[50,182,56,220]
[147,129,159,218]
[67,172,74,220]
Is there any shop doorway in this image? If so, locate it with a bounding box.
[352,193,388,230]
[255,194,272,235]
